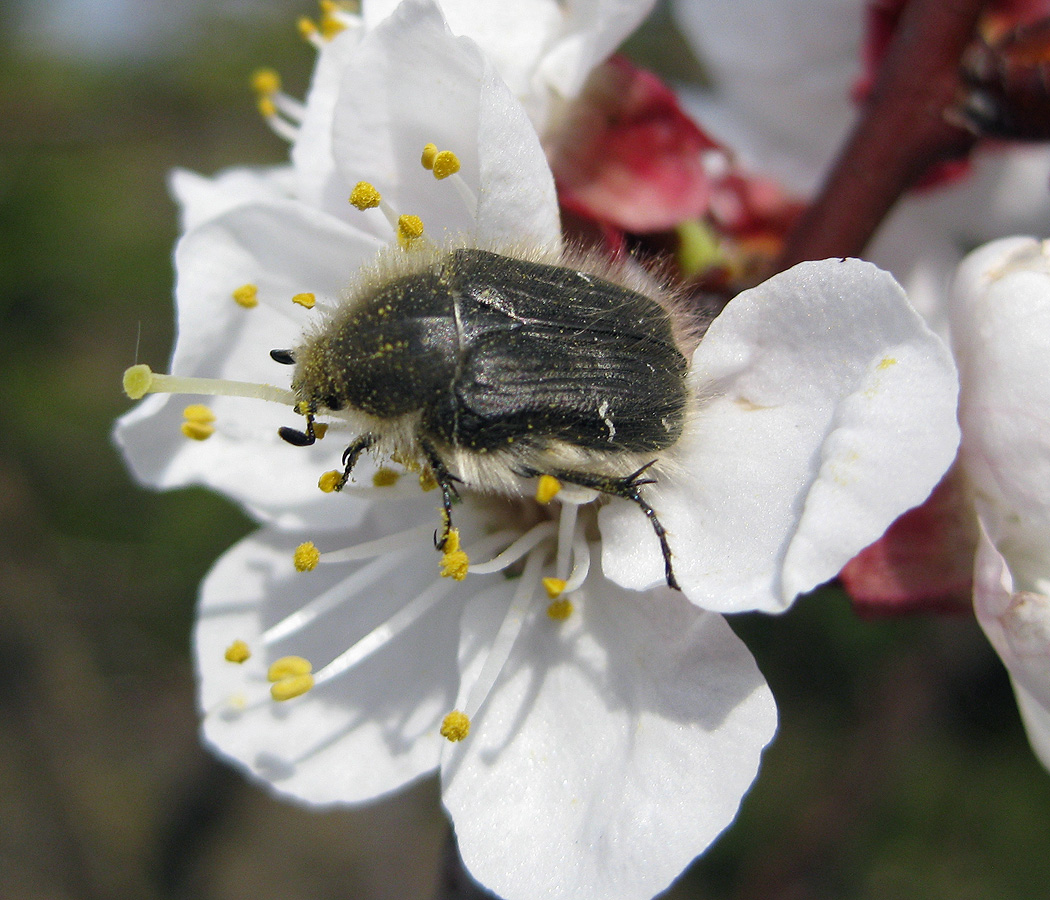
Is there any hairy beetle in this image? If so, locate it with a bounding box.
[275,245,694,589]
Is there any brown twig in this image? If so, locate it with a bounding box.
[776,0,988,269]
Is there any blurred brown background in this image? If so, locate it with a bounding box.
[1,2,1048,898]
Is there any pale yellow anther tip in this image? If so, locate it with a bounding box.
[440,710,471,742]
[297,16,319,38]
[318,470,343,493]
[535,475,562,504]
[183,404,216,423]
[267,655,313,681]
[271,674,315,701]
[232,284,259,308]
[542,577,567,599]
[123,364,154,400]
[257,96,278,119]
[372,467,401,487]
[431,150,461,180]
[251,68,281,96]
[293,292,316,309]
[294,542,321,572]
[421,143,439,169]
[224,640,251,663]
[349,182,381,210]
[547,598,574,620]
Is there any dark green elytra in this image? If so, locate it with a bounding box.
[291,248,689,457]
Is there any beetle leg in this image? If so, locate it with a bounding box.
[335,433,378,490]
[419,440,461,550]
[542,465,680,592]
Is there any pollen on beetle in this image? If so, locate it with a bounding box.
[224,639,251,663]
[431,150,461,180]
[397,214,425,248]
[318,470,342,493]
[350,181,381,210]
[440,529,469,581]
[372,467,401,487]
[547,598,574,620]
[267,655,313,681]
[294,542,321,572]
[292,292,316,309]
[440,710,471,742]
[232,284,259,308]
[420,142,439,169]
[535,475,562,504]
[542,576,567,599]
[271,673,315,701]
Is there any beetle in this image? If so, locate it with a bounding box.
[273,245,693,590]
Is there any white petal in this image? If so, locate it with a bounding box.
[115,200,382,527]
[442,575,776,900]
[331,0,560,248]
[196,499,488,805]
[601,259,960,612]
[973,529,1050,772]
[951,237,1050,588]
[169,166,297,232]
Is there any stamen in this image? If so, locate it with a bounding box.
[318,523,433,564]
[440,529,470,581]
[232,284,259,308]
[397,214,425,248]
[181,404,217,441]
[318,470,342,493]
[555,502,578,580]
[546,598,574,620]
[431,150,461,180]
[542,577,566,599]
[294,542,321,572]
[122,364,297,406]
[349,181,381,210]
[292,292,316,309]
[268,656,312,681]
[468,521,557,574]
[460,549,545,722]
[311,576,456,687]
[535,475,562,504]
[420,143,439,169]
[372,467,400,487]
[271,674,314,701]
[261,551,410,645]
[224,640,251,663]
[440,710,471,742]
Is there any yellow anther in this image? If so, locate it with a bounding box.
[349,181,381,210]
[372,467,401,487]
[293,292,316,309]
[542,577,567,599]
[547,598,574,620]
[440,529,469,581]
[257,96,278,119]
[397,214,425,248]
[312,422,328,440]
[180,420,215,441]
[421,143,439,169]
[319,2,348,39]
[431,150,461,180]
[440,710,471,742]
[294,541,321,572]
[224,640,251,663]
[297,16,318,39]
[271,674,315,701]
[267,656,313,681]
[318,470,343,493]
[232,284,259,308]
[123,364,154,400]
[419,468,438,492]
[251,68,281,96]
[183,404,216,423]
[535,475,562,504]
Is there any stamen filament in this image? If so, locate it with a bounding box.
[318,524,433,563]
[562,537,593,595]
[312,578,455,686]
[467,522,557,574]
[123,365,296,406]
[556,502,578,581]
[463,549,545,719]
[262,550,409,645]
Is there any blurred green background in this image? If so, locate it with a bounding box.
[1,2,1048,898]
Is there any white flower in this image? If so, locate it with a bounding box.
[951,236,1050,768]
[115,2,962,898]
